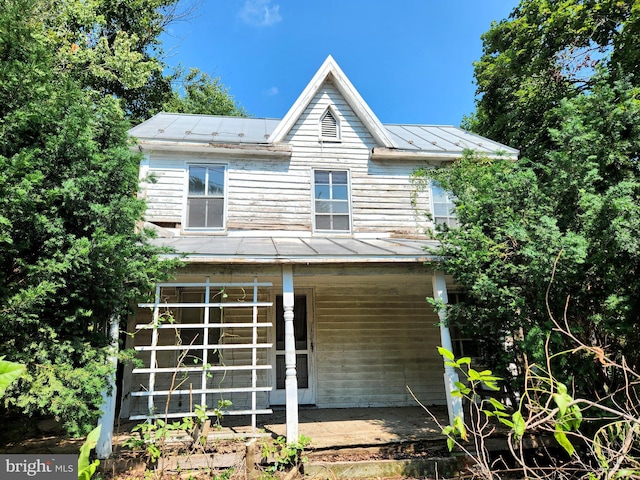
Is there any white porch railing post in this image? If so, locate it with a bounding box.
[96,312,120,459]
[282,265,299,443]
[432,270,463,425]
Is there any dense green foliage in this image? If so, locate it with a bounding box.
[416,0,640,399]
[0,0,183,435]
[42,0,180,123]
[163,68,248,117]
[465,0,640,161]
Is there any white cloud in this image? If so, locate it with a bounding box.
[239,0,282,27]
[265,86,279,96]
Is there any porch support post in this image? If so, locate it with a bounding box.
[282,265,299,443]
[432,270,463,425]
[96,312,119,459]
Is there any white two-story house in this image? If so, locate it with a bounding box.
[120,56,518,441]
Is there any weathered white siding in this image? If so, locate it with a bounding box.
[308,273,445,408]
[226,159,310,231]
[141,79,432,236]
[141,155,186,223]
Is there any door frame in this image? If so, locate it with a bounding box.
[268,287,316,406]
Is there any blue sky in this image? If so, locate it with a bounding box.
[161,0,519,126]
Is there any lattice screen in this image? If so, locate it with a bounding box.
[130,278,273,432]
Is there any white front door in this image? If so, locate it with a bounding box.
[270,292,316,405]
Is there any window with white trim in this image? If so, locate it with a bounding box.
[319,108,340,141]
[431,182,458,228]
[313,170,350,231]
[186,165,225,228]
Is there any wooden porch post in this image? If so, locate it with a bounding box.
[282,265,299,442]
[96,312,119,459]
[432,270,463,424]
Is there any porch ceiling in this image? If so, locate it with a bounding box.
[150,236,440,264]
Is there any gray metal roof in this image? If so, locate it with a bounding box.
[129,113,281,144]
[130,113,518,157]
[150,236,440,264]
[384,124,517,156]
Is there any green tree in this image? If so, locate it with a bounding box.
[44,0,183,123]
[0,0,177,435]
[40,0,246,122]
[467,0,639,161]
[162,67,248,117]
[415,1,640,400]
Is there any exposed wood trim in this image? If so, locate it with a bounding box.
[370,147,518,162]
[134,141,292,159]
[160,254,440,264]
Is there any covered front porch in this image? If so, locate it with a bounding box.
[100,237,463,457]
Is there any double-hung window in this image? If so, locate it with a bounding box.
[431,182,458,228]
[313,170,350,232]
[186,165,225,229]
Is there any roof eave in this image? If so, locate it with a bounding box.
[159,253,441,264]
[132,140,292,159]
[370,147,519,162]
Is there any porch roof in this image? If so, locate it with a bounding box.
[150,236,440,264]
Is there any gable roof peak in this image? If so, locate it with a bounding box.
[269,56,396,148]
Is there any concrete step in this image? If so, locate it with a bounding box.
[304,456,460,479]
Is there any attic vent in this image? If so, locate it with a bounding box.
[320,109,340,140]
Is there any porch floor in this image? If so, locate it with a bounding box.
[217,406,449,450]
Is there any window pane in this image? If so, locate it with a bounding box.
[189,167,206,195]
[331,200,349,213]
[276,355,285,389]
[314,170,330,184]
[333,215,350,230]
[315,215,331,230]
[315,184,330,200]
[432,183,447,201]
[434,202,450,216]
[294,295,307,349]
[208,166,224,196]
[297,355,309,389]
[446,217,459,228]
[332,185,348,200]
[205,198,224,228]
[276,355,309,390]
[187,198,206,227]
[331,171,348,184]
[315,200,331,214]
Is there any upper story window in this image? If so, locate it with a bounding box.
[319,108,340,141]
[431,182,458,228]
[186,165,225,229]
[313,170,350,232]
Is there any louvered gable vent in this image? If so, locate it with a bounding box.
[320,109,339,139]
